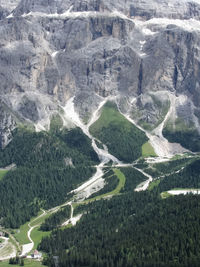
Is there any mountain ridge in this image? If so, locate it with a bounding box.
[0,0,200,155]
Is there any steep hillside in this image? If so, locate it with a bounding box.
[0,0,200,265]
[0,127,99,228]
[0,0,199,154]
[90,101,148,162]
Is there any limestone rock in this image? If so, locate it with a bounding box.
[0,0,200,146]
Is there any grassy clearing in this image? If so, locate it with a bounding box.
[14,221,30,245]
[148,180,160,191]
[90,102,130,131]
[108,169,126,195]
[14,210,47,245]
[142,142,157,157]
[31,227,51,251]
[0,169,8,181]
[12,207,68,252]
[0,259,46,267]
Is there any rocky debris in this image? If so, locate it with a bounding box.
[0,0,20,13]
[64,157,74,167]
[0,0,200,146]
[0,101,16,148]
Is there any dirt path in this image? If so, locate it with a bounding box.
[21,209,46,256]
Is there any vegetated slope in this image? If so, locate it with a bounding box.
[40,191,200,267]
[90,102,148,163]
[119,167,147,192]
[40,206,71,231]
[163,119,200,152]
[0,127,99,228]
[158,159,200,192]
[0,170,8,181]
[144,157,196,178]
[39,159,200,267]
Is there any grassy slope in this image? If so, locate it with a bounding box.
[0,170,8,181]
[14,211,51,245]
[14,221,30,245]
[142,142,157,157]
[90,102,148,163]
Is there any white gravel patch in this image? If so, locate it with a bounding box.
[167,189,200,195]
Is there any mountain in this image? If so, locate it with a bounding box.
[1,1,200,266]
[0,0,199,153]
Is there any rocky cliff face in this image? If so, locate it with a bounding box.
[0,101,16,148]
[0,0,200,148]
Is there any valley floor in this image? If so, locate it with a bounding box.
[0,97,199,265]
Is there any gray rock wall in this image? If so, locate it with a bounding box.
[0,0,200,147]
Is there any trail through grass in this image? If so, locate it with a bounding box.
[14,210,51,245]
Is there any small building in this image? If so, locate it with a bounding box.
[31,250,42,259]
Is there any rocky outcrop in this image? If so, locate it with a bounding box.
[0,0,200,147]
[12,0,200,20]
[0,101,16,148]
[0,6,8,20]
[0,0,20,13]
